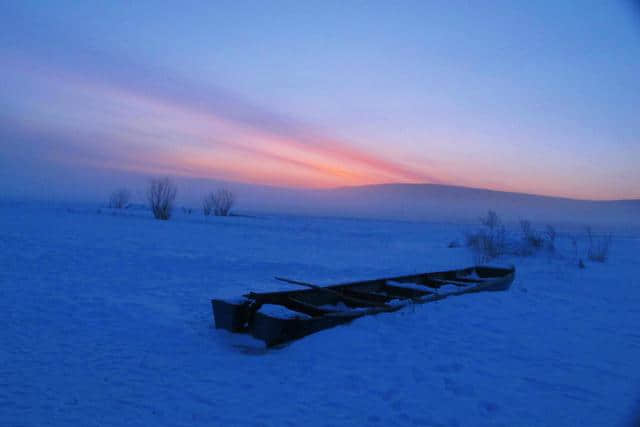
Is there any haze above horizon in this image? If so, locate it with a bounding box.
[1,1,639,200]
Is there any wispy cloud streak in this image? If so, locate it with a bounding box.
[2,49,442,188]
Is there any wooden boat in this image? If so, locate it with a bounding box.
[211,265,515,347]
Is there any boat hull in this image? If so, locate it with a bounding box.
[212,265,515,347]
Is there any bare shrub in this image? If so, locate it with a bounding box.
[569,234,578,256]
[586,227,612,262]
[465,210,506,262]
[203,189,235,216]
[202,195,213,216]
[521,220,544,248]
[568,234,584,268]
[480,210,500,229]
[108,188,130,209]
[517,220,545,256]
[464,232,481,248]
[545,225,556,252]
[148,177,177,220]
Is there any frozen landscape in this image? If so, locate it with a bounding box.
[1,200,639,426]
[2,1,639,426]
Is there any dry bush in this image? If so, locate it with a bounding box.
[521,220,545,248]
[465,210,507,262]
[480,210,500,229]
[545,225,557,252]
[517,220,545,256]
[466,213,561,262]
[568,234,585,268]
[202,194,213,216]
[203,189,235,216]
[148,177,177,220]
[586,227,612,262]
[108,188,130,209]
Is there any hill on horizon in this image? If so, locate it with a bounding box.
[154,179,640,227]
[3,169,638,227]
[271,183,640,226]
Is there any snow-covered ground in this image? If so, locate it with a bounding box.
[1,202,639,426]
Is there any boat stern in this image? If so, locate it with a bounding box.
[211,298,253,332]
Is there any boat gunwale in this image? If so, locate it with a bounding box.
[245,265,515,301]
[212,265,515,346]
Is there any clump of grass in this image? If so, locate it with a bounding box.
[203,188,235,216]
[108,188,131,209]
[517,220,545,256]
[461,213,612,268]
[568,234,585,268]
[465,210,507,262]
[544,225,556,252]
[586,227,612,262]
[464,212,561,262]
[515,221,557,256]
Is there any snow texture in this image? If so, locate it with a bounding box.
[258,304,311,319]
[1,203,639,426]
[386,281,436,293]
[316,302,358,312]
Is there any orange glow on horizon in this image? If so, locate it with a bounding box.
[11,55,636,201]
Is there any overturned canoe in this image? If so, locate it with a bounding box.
[212,265,515,347]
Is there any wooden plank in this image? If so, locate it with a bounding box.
[424,277,482,286]
[341,288,389,304]
[383,282,434,298]
[285,296,333,317]
[274,277,389,308]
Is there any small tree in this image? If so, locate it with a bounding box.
[203,189,235,216]
[108,188,130,209]
[148,177,177,220]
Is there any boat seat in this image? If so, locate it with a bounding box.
[385,281,438,296]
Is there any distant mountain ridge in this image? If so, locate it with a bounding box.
[217,182,639,227]
[3,165,638,226]
[330,183,640,204]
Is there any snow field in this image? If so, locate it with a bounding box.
[1,203,639,426]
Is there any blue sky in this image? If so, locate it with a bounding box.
[1,0,639,199]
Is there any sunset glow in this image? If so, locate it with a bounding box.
[1,1,639,200]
